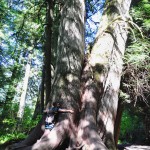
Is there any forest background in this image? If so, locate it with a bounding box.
[0,0,150,149]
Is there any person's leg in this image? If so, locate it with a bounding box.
[49,123,54,130]
[36,123,55,143]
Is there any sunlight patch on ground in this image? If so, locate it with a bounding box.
[124,145,150,150]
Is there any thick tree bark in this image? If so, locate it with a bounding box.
[7,0,85,150]
[77,61,108,149]
[88,0,132,149]
[38,0,85,148]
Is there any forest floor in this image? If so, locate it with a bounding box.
[0,144,150,150]
[117,144,150,150]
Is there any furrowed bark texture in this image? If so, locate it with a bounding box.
[88,0,132,149]
[7,0,85,150]
[32,0,85,149]
[77,61,108,150]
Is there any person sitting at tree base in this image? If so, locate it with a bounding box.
[38,101,74,142]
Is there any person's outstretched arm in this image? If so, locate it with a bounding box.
[43,109,49,113]
[58,108,74,113]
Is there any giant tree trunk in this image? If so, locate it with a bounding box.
[87,0,131,149]
[33,0,85,148]
[77,60,108,149]
[7,0,85,150]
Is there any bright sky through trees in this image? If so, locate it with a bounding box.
[85,0,105,45]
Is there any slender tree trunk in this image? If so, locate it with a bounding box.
[32,65,45,119]
[114,99,124,146]
[17,63,31,120]
[41,65,45,113]
[44,0,53,104]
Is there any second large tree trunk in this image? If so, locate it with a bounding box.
[87,0,132,149]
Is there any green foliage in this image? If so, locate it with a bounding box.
[119,108,145,144]
[119,0,150,144]
[0,104,42,144]
[124,40,149,65]
[119,90,130,103]
[22,106,42,132]
[130,0,150,34]
[0,132,27,145]
[0,1,44,145]
[122,0,150,105]
[120,110,138,136]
